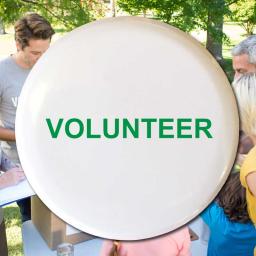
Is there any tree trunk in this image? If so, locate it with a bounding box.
[112,0,116,17]
[0,19,6,35]
[206,0,225,67]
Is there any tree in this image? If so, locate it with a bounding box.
[117,0,239,66]
[0,0,31,28]
[0,19,6,34]
[117,0,155,17]
[111,0,116,17]
[151,0,196,32]
[0,0,106,31]
[231,0,256,35]
[117,0,195,30]
[192,0,229,67]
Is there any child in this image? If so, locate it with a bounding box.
[201,172,256,256]
[233,73,256,224]
[100,226,191,256]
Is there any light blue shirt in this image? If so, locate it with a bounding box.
[0,56,31,163]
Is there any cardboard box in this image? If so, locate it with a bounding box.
[31,196,95,250]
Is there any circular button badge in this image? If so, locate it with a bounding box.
[16,17,239,240]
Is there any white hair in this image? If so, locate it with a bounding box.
[232,36,256,64]
[232,73,256,136]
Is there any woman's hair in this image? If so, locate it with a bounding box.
[217,172,250,223]
[232,73,256,137]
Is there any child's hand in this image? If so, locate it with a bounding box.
[0,167,25,189]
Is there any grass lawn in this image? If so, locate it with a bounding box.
[3,204,23,256]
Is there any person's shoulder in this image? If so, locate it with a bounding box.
[0,56,13,73]
[201,202,223,224]
[0,56,12,65]
[0,56,16,89]
[202,201,221,214]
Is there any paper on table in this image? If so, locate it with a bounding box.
[0,179,35,206]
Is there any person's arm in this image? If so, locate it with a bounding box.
[246,171,256,197]
[0,81,14,141]
[200,202,223,229]
[1,151,16,171]
[200,204,213,227]
[0,127,15,141]
[0,167,25,189]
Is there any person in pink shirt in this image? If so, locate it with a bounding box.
[100,226,191,256]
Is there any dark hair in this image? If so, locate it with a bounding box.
[217,172,250,223]
[14,13,55,49]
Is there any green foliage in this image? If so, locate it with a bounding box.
[223,57,234,82]
[0,0,32,25]
[117,0,155,16]
[230,0,256,35]
[194,0,232,45]
[117,0,196,31]
[117,0,238,71]
[152,0,196,32]
[117,0,233,32]
[0,0,106,31]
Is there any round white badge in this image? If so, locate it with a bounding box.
[16,17,239,240]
